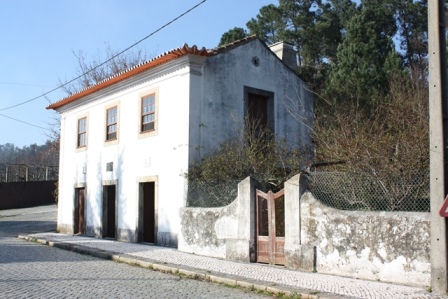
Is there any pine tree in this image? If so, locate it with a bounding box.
[326,0,401,106]
[246,4,287,45]
[218,27,248,46]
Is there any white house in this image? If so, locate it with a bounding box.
[47,37,313,247]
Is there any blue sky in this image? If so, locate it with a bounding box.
[0,0,274,148]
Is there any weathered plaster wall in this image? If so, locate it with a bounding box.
[179,198,235,259]
[192,39,314,160]
[178,173,430,287]
[300,191,431,287]
[178,177,256,262]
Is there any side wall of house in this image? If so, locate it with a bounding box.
[57,57,197,246]
[189,40,314,161]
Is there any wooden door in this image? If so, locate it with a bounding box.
[103,185,116,239]
[142,182,155,243]
[248,93,268,135]
[256,189,285,265]
[75,188,86,235]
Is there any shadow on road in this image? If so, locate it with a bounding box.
[0,220,56,237]
[0,234,105,264]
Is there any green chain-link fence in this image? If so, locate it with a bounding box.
[186,180,240,207]
[308,171,429,211]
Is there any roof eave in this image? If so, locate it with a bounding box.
[46,44,208,110]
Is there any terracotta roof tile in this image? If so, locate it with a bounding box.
[47,36,260,110]
[46,43,208,110]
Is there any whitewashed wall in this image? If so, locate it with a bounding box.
[56,39,314,247]
[56,56,199,244]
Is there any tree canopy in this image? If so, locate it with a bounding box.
[218,0,429,175]
[0,140,59,166]
[218,27,248,46]
[219,0,428,100]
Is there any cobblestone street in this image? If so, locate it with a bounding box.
[4,205,448,299]
[0,205,265,299]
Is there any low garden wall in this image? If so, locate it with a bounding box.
[300,191,430,286]
[178,177,257,262]
[179,174,431,287]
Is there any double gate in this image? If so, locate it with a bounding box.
[256,189,285,265]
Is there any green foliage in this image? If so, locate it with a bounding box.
[218,27,248,46]
[222,0,427,97]
[325,1,401,106]
[394,0,428,82]
[216,1,429,210]
[279,0,320,66]
[246,4,286,45]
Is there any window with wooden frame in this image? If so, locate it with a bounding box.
[106,106,118,141]
[77,117,87,148]
[141,94,156,132]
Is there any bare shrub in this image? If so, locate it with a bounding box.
[59,43,150,96]
[187,117,312,202]
[311,75,429,211]
[314,75,428,175]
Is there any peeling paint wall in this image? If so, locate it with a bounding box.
[179,201,235,259]
[300,191,431,287]
[178,177,256,262]
[179,173,430,287]
[189,39,314,162]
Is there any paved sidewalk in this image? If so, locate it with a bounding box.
[20,233,447,299]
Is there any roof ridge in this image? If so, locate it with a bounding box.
[47,43,208,110]
[207,35,259,55]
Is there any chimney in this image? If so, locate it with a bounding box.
[269,42,297,71]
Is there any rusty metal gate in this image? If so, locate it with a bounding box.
[256,189,285,265]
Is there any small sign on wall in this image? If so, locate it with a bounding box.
[106,162,113,172]
[143,158,151,168]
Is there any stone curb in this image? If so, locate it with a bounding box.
[18,235,341,299]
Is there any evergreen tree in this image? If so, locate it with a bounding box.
[218,27,249,46]
[394,0,428,84]
[246,4,287,44]
[326,0,401,106]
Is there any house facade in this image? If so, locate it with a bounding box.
[48,37,313,247]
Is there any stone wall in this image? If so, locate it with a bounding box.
[178,177,257,262]
[179,174,431,287]
[299,190,431,287]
